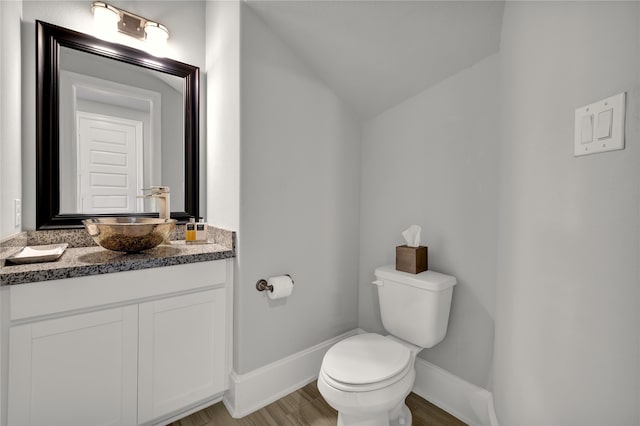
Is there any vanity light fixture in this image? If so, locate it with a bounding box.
[91,1,169,55]
[143,21,170,56]
[91,1,120,38]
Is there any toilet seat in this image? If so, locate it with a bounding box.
[321,333,412,392]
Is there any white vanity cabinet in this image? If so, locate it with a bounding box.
[138,288,226,424]
[8,306,139,426]
[5,259,233,426]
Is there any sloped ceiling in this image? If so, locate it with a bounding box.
[246,0,505,120]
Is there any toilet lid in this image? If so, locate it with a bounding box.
[322,333,411,385]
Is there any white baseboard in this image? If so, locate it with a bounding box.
[224,328,498,426]
[413,358,498,426]
[223,328,362,418]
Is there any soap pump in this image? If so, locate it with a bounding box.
[186,217,196,242]
[195,217,208,243]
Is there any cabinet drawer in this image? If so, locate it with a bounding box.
[10,260,227,320]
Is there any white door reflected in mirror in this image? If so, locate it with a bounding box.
[76,112,143,214]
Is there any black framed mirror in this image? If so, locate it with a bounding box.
[36,20,199,229]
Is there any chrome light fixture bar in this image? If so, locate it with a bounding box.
[91,1,169,53]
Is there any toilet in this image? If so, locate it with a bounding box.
[318,265,456,426]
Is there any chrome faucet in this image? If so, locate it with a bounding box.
[138,186,171,219]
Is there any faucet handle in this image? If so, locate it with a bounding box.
[141,186,170,194]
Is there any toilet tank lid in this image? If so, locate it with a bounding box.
[375,265,457,291]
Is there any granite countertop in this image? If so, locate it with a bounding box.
[0,227,235,286]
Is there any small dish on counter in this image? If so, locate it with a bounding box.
[5,243,69,265]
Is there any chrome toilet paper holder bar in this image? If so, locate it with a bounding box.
[256,274,294,292]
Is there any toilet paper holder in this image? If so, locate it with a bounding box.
[256,274,294,292]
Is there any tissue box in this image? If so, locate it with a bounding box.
[396,245,428,274]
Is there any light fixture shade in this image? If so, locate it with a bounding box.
[92,1,120,38]
[144,21,169,56]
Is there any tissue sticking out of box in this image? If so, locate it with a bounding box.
[402,225,421,248]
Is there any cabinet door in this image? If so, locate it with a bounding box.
[8,306,138,426]
[137,288,226,423]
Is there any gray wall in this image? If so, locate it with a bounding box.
[234,4,361,374]
[0,0,22,239]
[359,54,500,388]
[20,0,206,229]
[494,2,640,424]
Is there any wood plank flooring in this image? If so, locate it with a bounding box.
[170,381,466,426]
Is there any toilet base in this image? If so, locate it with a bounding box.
[390,402,412,426]
[318,366,415,426]
[336,401,412,426]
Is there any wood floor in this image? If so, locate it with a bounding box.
[170,381,466,426]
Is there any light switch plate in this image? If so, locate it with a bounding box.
[574,92,625,157]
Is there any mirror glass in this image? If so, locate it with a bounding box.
[37,20,199,229]
[58,47,185,214]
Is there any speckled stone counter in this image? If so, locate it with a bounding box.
[0,227,235,286]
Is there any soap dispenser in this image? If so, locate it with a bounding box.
[185,217,196,242]
[195,218,208,243]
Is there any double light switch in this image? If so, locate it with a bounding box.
[574,92,625,156]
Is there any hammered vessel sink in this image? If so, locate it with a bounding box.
[83,217,177,253]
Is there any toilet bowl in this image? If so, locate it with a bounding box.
[318,265,457,426]
[317,333,421,426]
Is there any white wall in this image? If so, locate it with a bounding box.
[20,1,206,229]
[0,0,22,240]
[235,4,361,374]
[0,4,22,423]
[206,0,240,232]
[1,1,3,239]
[494,2,640,424]
[359,55,500,389]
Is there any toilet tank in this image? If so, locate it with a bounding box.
[374,265,456,348]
